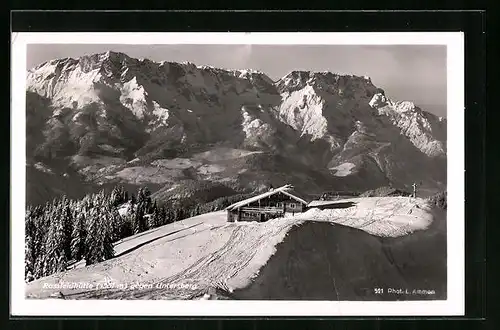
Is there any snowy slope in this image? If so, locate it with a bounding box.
[25,197,442,300]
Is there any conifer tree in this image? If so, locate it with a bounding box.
[108,203,122,242]
[150,203,163,228]
[133,201,146,234]
[110,186,125,207]
[133,188,147,233]
[176,206,184,221]
[84,205,99,265]
[165,207,173,224]
[70,209,87,261]
[84,198,115,265]
[121,213,133,239]
[147,212,156,230]
[151,200,157,216]
[43,201,68,274]
[145,189,153,214]
[172,206,179,223]
[25,207,36,282]
[122,194,136,238]
[33,206,49,279]
[61,196,73,261]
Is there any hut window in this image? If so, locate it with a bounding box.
[290,203,296,208]
[277,202,283,208]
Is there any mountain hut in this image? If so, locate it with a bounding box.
[225,184,310,222]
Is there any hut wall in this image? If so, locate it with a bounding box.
[285,201,303,213]
[239,211,261,222]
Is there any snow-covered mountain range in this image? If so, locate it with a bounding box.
[25,51,446,206]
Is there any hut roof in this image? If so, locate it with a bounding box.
[225,184,310,211]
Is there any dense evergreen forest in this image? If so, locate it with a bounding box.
[25,185,254,282]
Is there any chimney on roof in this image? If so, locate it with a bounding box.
[269,184,274,191]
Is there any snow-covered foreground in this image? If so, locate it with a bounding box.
[25,197,441,300]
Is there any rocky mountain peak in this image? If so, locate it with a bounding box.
[276,70,380,102]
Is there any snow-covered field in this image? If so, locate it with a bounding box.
[192,148,263,162]
[25,197,441,300]
[150,158,203,169]
[330,162,356,177]
[106,149,261,184]
[197,164,226,174]
[114,166,184,184]
[293,197,434,237]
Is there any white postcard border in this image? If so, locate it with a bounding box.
[10,32,464,316]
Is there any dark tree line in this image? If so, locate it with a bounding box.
[24,185,205,283]
[427,191,447,210]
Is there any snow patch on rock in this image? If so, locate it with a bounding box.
[330,162,356,176]
[241,106,271,140]
[369,93,390,108]
[369,93,446,157]
[118,202,132,217]
[393,101,416,113]
[278,85,328,140]
[151,158,202,169]
[149,101,170,128]
[192,148,263,162]
[120,77,149,119]
[34,162,54,174]
[197,164,226,175]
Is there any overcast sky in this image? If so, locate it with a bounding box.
[27,44,447,117]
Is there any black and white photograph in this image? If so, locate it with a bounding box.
[11,32,464,316]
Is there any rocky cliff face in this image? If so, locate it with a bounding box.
[25,51,446,205]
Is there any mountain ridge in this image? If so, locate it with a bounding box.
[25,51,446,206]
